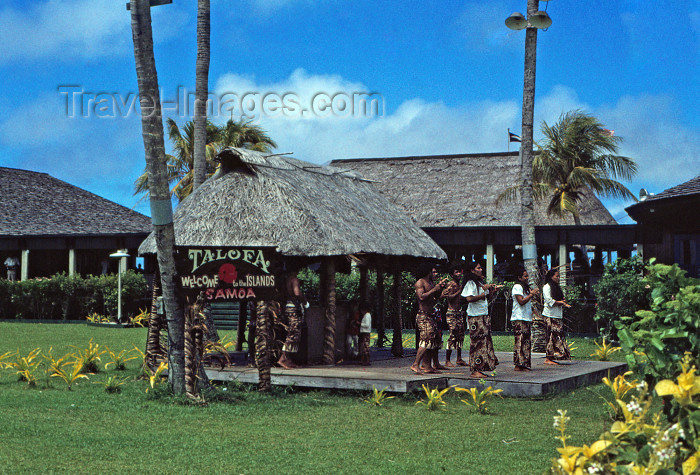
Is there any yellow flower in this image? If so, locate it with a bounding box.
[581,439,612,459]
[655,363,700,406]
[683,450,699,475]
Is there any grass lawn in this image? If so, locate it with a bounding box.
[0,322,624,474]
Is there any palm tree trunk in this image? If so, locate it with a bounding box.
[193,0,210,190]
[145,270,165,369]
[391,268,403,357]
[322,258,337,365]
[254,300,271,392]
[520,0,540,288]
[129,0,185,394]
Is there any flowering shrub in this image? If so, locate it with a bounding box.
[616,262,700,387]
[550,358,699,474]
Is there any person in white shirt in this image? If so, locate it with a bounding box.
[358,301,372,366]
[542,268,572,365]
[461,261,501,378]
[511,267,539,371]
[4,256,20,281]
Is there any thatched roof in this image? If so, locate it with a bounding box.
[329,152,617,228]
[138,148,446,260]
[0,166,151,236]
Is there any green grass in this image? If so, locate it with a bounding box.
[0,322,622,474]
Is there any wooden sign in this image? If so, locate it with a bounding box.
[176,247,278,302]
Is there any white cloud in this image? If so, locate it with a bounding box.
[211,69,699,222]
[0,0,187,64]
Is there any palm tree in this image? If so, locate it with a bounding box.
[218,118,277,152]
[129,0,186,394]
[134,118,276,202]
[193,0,210,190]
[534,110,638,225]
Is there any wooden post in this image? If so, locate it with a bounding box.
[559,243,568,286]
[359,265,368,303]
[376,269,386,347]
[322,258,337,365]
[391,268,403,357]
[255,300,271,392]
[236,301,247,352]
[20,249,29,281]
[486,244,494,282]
[68,249,76,277]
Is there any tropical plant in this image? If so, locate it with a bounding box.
[146,361,169,392]
[456,382,503,414]
[97,374,130,394]
[363,386,395,406]
[128,307,149,327]
[616,262,700,387]
[533,110,638,224]
[6,348,42,385]
[550,373,699,475]
[601,371,638,420]
[593,257,649,341]
[86,312,112,324]
[133,118,276,202]
[71,339,105,374]
[46,354,89,390]
[591,337,621,362]
[104,347,138,371]
[415,384,452,411]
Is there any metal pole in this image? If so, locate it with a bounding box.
[117,266,123,323]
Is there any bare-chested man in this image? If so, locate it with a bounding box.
[443,263,467,367]
[410,265,448,375]
[278,267,308,369]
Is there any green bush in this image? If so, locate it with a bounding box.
[616,261,700,386]
[593,257,649,341]
[0,271,147,321]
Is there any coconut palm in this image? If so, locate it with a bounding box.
[129,0,186,394]
[499,110,638,225]
[134,118,276,202]
[218,118,277,152]
[534,110,638,225]
[193,0,210,190]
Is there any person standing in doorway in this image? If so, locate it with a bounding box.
[4,256,20,281]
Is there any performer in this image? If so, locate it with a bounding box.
[461,261,501,378]
[542,268,571,365]
[410,265,448,375]
[277,266,307,369]
[511,267,539,371]
[358,300,372,366]
[443,263,466,368]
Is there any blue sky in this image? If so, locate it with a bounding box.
[0,0,698,223]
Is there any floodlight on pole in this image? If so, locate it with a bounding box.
[110,250,130,323]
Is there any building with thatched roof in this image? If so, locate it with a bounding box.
[626,175,700,277]
[0,167,151,279]
[139,148,446,263]
[330,152,640,279]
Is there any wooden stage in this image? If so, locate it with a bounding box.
[205,349,628,396]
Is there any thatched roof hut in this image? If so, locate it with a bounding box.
[138,148,446,262]
[329,152,617,228]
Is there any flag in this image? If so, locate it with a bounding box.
[602,129,615,136]
[508,129,521,143]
